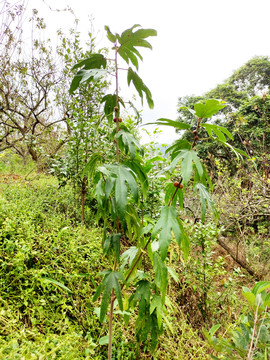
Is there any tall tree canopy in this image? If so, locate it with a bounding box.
[177,56,270,176]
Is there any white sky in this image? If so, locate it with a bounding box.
[19,0,270,143]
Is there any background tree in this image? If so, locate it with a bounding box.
[0,5,106,170]
[177,56,270,177]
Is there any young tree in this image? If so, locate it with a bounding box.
[70,25,245,359]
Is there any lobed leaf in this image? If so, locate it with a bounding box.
[93,270,124,323]
[194,99,226,119]
[72,54,107,70]
[70,54,107,94]
[145,118,191,131]
[127,68,154,109]
[69,69,106,94]
[104,25,117,43]
[117,25,157,69]
[202,123,233,141]
[150,295,163,329]
[124,158,149,198]
[98,164,139,220]
[115,129,143,159]
[194,183,218,222]
[153,253,168,302]
[152,206,182,260]
[169,149,203,185]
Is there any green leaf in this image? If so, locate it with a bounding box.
[127,67,154,109]
[105,178,115,198]
[167,266,179,283]
[152,206,181,260]
[103,233,121,262]
[194,183,218,221]
[124,158,149,198]
[217,140,249,159]
[104,25,117,43]
[178,105,195,116]
[101,94,117,121]
[194,99,226,118]
[95,178,105,205]
[145,118,191,131]
[114,166,138,219]
[170,149,203,185]
[121,246,139,268]
[41,277,72,293]
[251,281,270,295]
[124,204,141,240]
[209,324,221,336]
[150,295,163,328]
[243,287,256,309]
[115,129,143,159]
[165,139,191,155]
[117,25,157,69]
[70,54,107,94]
[132,280,151,306]
[93,271,124,323]
[101,94,125,121]
[69,69,106,94]
[83,154,102,178]
[153,253,168,302]
[202,123,233,141]
[118,46,139,70]
[72,54,107,70]
[99,335,109,345]
[98,164,139,220]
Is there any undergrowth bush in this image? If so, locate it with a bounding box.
[0,175,216,358]
[0,174,267,358]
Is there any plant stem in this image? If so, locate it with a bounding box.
[108,289,114,360]
[192,117,202,148]
[123,236,152,287]
[107,42,120,360]
[168,177,182,206]
[247,296,261,360]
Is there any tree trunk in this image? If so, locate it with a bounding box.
[217,237,262,281]
[81,177,87,222]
